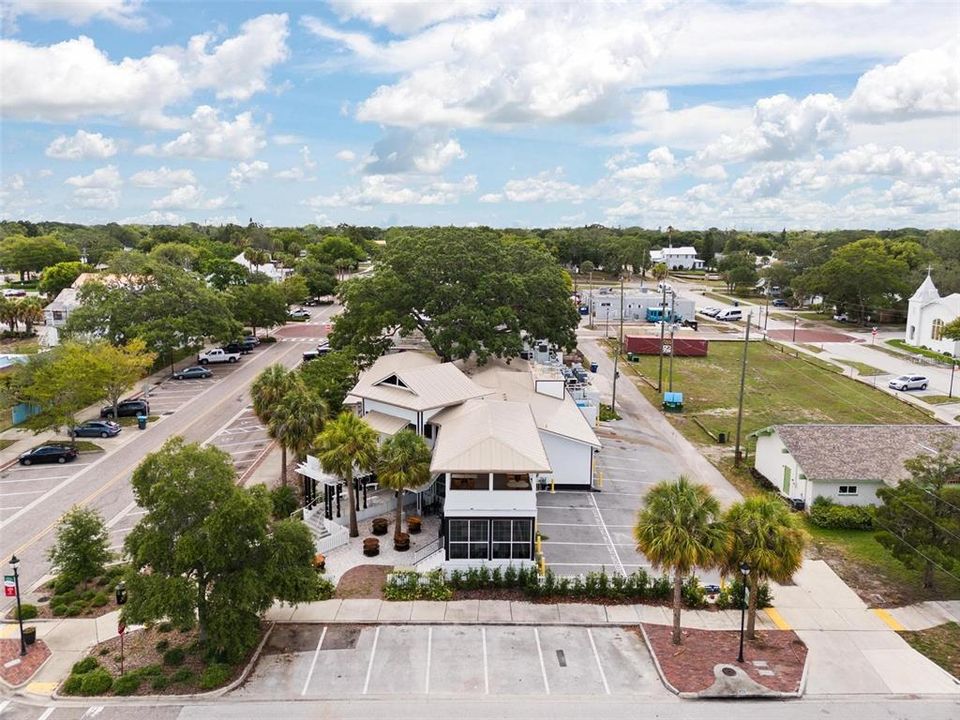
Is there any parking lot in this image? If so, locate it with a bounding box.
[237,624,665,698]
[207,406,272,483]
[0,452,110,525]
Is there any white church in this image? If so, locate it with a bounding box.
[905,272,960,356]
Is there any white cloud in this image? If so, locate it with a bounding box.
[45,129,118,160]
[832,144,959,183]
[611,146,677,181]
[305,174,477,208]
[273,134,303,145]
[64,163,122,208]
[136,106,266,160]
[335,149,357,162]
[501,168,586,203]
[0,14,289,125]
[361,129,465,174]
[1,0,145,30]
[129,166,197,187]
[847,45,960,122]
[479,193,502,203]
[152,184,227,210]
[328,0,497,34]
[65,164,122,188]
[118,210,185,224]
[228,160,269,188]
[612,94,753,150]
[274,146,317,181]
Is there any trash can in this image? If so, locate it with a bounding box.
[733,300,739,307]
[589,361,599,373]
[717,431,727,444]
[136,415,147,430]
[627,352,639,362]
[23,626,36,645]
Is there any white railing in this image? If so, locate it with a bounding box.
[413,538,442,565]
[304,505,349,554]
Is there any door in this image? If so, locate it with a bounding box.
[782,466,792,494]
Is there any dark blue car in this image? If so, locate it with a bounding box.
[71,420,121,438]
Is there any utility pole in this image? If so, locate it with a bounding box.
[588,271,594,329]
[734,312,752,467]
[612,275,624,410]
[668,290,677,392]
[763,293,770,333]
[950,362,957,399]
[657,284,668,392]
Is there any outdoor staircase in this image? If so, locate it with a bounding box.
[304,510,332,542]
[302,505,349,553]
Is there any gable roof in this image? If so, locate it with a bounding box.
[910,272,940,304]
[362,411,410,436]
[767,424,960,484]
[430,399,551,474]
[350,351,487,411]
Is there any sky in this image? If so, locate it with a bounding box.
[1,0,958,230]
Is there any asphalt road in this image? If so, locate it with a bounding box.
[0,305,339,612]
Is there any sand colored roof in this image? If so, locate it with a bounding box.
[350,351,487,411]
[469,364,601,448]
[430,399,551,474]
[362,410,409,436]
[767,425,960,484]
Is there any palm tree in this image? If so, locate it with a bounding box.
[724,495,806,639]
[634,476,728,645]
[18,298,44,335]
[250,365,295,483]
[313,411,378,538]
[652,262,669,283]
[377,430,431,542]
[244,247,270,275]
[269,385,328,487]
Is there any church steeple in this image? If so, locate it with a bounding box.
[909,268,940,304]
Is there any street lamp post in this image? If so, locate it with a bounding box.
[792,316,798,343]
[738,562,750,663]
[9,555,26,656]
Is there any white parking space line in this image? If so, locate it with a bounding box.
[106,500,138,529]
[541,541,611,546]
[81,707,104,719]
[534,628,550,695]
[37,707,55,720]
[362,626,380,695]
[301,625,327,696]
[214,439,267,448]
[108,526,137,535]
[586,629,611,695]
[590,492,625,575]
[481,628,489,695]
[0,700,9,715]
[0,506,24,511]
[424,627,432,694]
[201,404,255,449]
[0,489,46,497]
[2,474,73,482]
[538,522,602,527]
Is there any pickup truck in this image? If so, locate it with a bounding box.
[197,348,240,364]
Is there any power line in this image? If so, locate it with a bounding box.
[899,501,960,544]
[871,515,960,585]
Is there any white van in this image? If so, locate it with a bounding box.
[715,308,743,322]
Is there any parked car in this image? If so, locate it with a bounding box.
[699,307,720,317]
[173,365,213,380]
[715,308,743,321]
[199,348,240,364]
[221,341,253,355]
[833,313,850,322]
[888,375,928,391]
[771,299,789,307]
[288,308,311,320]
[19,444,78,465]
[302,341,331,363]
[242,335,261,346]
[100,399,150,419]
[70,420,121,438]
[3,288,27,297]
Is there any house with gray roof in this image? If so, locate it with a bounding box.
[752,424,960,509]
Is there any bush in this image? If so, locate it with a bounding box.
[151,675,170,691]
[51,603,68,617]
[199,663,232,690]
[81,589,96,601]
[79,668,113,696]
[112,673,141,696]
[13,603,38,620]
[316,575,335,601]
[384,570,452,601]
[170,667,194,684]
[715,577,773,610]
[54,575,77,596]
[163,648,186,666]
[66,601,85,617]
[136,664,164,678]
[155,639,170,653]
[649,575,673,601]
[71,656,100,675]
[91,592,109,607]
[57,589,79,604]
[259,335,278,344]
[681,575,706,609]
[62,674,84,695]
[158,621,174,633]
[809,496,875,530]
[270,485,299,519]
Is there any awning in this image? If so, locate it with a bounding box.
[363,410,410,436]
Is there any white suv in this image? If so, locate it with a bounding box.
[888,375,928,391]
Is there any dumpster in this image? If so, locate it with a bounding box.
[662,392,684,412]
[23,626,36,645]
[589,361,599,373]
[627,352,639,362]
[136,415,147,430]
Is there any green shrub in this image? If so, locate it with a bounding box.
[259,335,278,344]
[54,575,76,596]
[66,602,85,617]
[62,674,84,695]
[91,592,109,607]
[72,657,100,675]
[155,639,170,653]
[383,570,451,601]
[809,496,875,530]
[163,648,186,666]
[136,664,164,678]
[79,668,113,696]
[99,648,110,656]
[681,575,706,609]
[96,576,109,587]
[13,603,38,620]
[170,667,194,684]
[81,589,96,601]
[316,575,335,601]
[51,603,68,617]
[270,485,299,519]
[112,673,141,696]
[199,663,232,690]
[158,621,174,633]
[715,577,773,610]
[649,575,673,600]
[57,589,79,604]
[151,675,170,691]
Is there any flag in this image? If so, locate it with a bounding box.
[3,575,15,598]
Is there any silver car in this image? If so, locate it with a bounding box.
[888,375,928,391]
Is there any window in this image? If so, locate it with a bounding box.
[493,473,531,490]
[52,311,64,321]
[423,424,433,440]
[932,319,945,341]
[491,519,532,560]
[450,473,487,490]
[838,485,858,496]
[448,519,489,559]
[376,374,410,389]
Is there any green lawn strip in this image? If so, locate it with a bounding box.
[835,359,886,376]
[899,623,960,680]
[797,343,824,354]
[623,340,934,446]
[116,414,161,427]
[918,395,960,406]
[0,337,41,354]
[886,339,958,365]
[0,438,15,451]
[702,291,756,306]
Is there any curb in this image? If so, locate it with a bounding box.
[0,643,53,692]
[636,623,682,696]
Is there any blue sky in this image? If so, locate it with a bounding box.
[1,0,958,229]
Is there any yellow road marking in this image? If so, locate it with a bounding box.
[872,608,906,632]
[0,624,18,638]
[764,607,791,630]
[25,681,57,695]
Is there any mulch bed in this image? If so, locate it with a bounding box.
[0,638,50,686]
[641,624,807,694]
[335,565,393,599]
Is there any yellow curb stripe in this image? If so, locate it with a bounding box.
[872,608,906,632]
[0,624,18,639]
[764,607,791,630]
[25,682,57,695]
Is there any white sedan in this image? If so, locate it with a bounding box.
[888,375,928,391]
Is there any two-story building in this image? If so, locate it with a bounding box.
[649,246,704,270]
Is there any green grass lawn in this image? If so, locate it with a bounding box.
[886,339,958,365]
[0,336,41,354]
[797,343,824,354]
[918,395,960,405]
[900,623,960,679]
[624,340,935,445]
[836,359,886,376]
[702,291,756,306]
[805,522,960,605]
